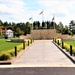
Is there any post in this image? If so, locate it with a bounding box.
[28,40,29,46]
[53,38,54,42]
[55,38,56,43]
[70,45,72,56]
[62,41,64,49]
[23,42,25,49]
[14,46,17,57]
[33,39,34,42]
[31,39,32,44]
[58,40,59,45]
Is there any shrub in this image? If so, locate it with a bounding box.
[64,43,70,52]
[0,54,10,60]
[4,34,8,39]
[0,40,29,60]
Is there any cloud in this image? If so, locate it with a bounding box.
[0,0,29,22]
[0,0,75,25]
[38,0,75,25]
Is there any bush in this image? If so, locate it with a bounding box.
[4,35,8,39]
[0,54,10,60]
[0,41,29,60]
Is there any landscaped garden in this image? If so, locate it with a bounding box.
[0,38,23,60]
[0,38,33,60]
[54,38,75,56]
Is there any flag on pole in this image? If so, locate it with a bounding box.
[52,17,54,21]
[29,17,32,20]
[39,11,43,15]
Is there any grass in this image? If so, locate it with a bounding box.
[0,38,22,54]
[64,40,75,47]
[0,38,33,60]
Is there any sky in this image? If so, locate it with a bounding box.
[0,0,75,25]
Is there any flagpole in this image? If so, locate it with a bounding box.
[52,14,55,29]
[54,14,55,29]
[29,16,33,30]
[42,10,44,22]
[32,15,33,30]
[39,10,44,24]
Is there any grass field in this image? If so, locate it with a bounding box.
[0,38,33,60]
[0,39,22,54]
[64,40,75,46]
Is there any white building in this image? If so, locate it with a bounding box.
[6,29,13,38]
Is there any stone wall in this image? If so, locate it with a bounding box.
[20,29,69,40]
[31,29,69,39]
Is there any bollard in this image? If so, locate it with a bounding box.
[62,41,64,49]
[23,42,25,49]
[28,40,29,46]
[55,39,56,43]
[70,45,72,56]
[58,40,59,45]
[14,46,17,57]
[31,39,32,44]
[53,38,54,42]
[33,39,34,42]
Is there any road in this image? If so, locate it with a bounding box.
[0,67,75,75]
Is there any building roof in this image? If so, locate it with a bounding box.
[2,29,13,33]
[2,30,7,33]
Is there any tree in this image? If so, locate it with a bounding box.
[15,27,24,37]
[3,21,9,30]
[0,20,3,36]
[62,25,69,34]
[33,21,38,29]
[57,22,64,34]
[37,21,40,29]
[26,22,32,34]
[42,21,46,29]
[69,20,75,35]
[46,21,50,29]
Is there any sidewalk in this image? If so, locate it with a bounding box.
[13,40,73,66]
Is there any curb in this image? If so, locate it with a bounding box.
[0,61,11,65]
[52,41,75,64]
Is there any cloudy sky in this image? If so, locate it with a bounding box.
[0,0,75,25]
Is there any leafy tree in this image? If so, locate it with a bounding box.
[33,21,36,29]
[15,27,24,37]
[33,21,39,29]
[69,20,75,35]
[0,20,3,36]
[3,21,8,29]
[57,22,64,34]
[46,21,50,29]
[62,25,69,34]
[37,21,40,29]
[42,21,46,29]
[26,22,32,34]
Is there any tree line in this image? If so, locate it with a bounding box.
[0,20,32,37]
[0,19,75,37]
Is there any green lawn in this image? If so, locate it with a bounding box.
[0,39,22,54]
[64,40,75,46]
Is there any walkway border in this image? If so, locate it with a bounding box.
[52,41,75,64]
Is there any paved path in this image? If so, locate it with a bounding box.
[13,40,73,66]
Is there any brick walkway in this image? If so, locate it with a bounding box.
[13,40,73,66]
